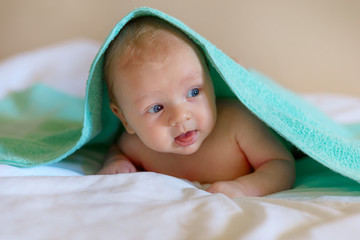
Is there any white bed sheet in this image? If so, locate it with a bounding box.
[1,40,360,240]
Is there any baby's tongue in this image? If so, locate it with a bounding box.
[175,131,194,142]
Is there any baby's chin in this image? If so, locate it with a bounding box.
[169,138,206,155]
[171,145,201,155]
[147,141,203,155]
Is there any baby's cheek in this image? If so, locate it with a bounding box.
[141,130,171,152]
[198,108,215,132]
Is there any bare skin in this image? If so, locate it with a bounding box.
[98,99,295,198]
[97,27,295,198]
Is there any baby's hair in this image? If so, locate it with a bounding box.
[104,17,191,104]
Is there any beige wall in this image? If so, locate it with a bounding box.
[1,0,359,95]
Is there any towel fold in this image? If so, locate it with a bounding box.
[0,84,84,166]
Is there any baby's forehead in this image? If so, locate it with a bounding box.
[123,29,194,61]
[108,17,210,95]
[115,33,202,78]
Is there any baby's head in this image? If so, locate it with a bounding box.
[104,17,217,155]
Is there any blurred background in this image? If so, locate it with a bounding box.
[0,0,359,95]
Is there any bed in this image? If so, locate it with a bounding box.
[1,38,360,240]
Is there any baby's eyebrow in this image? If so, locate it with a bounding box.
[182,70,202,85]
[132,70,203,107]
[133,94,152,105]
[133,91,161,108]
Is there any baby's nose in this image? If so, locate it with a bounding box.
[168,107,191,127]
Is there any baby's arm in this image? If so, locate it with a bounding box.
[96,143,137,175]
[207,158,294,198]
[207,106,295,198]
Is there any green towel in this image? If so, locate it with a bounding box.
[0,84,84,166]
[0,7,359,182]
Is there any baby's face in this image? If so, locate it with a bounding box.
[111,35,217,155]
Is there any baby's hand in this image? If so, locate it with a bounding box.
[206,180,246,198]
[97,158,137,175]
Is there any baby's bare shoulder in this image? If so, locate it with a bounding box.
[118,132,147,162]
[216,98,258,125]
[118,131,137,148]
[118,131,149,153]
[216,98,270,141]
[118,131,167,168]
[217,99,293,165]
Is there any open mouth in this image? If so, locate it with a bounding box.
[174,130,198,147]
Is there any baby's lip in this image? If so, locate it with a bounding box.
[174,130,198,147]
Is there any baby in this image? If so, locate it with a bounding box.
[97,17,295,198]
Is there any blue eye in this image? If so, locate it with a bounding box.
[187,88,199,98]
[148,105,163,113]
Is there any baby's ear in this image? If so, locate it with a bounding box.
[110,102,135,134]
